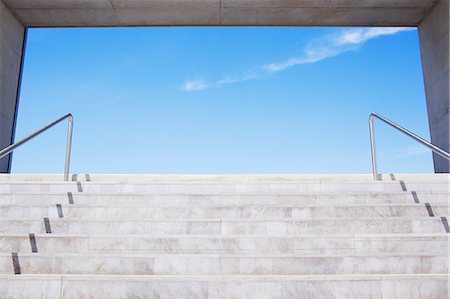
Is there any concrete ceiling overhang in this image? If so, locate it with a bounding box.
[1,0,440,27]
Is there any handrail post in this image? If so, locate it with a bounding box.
[368,112,450,181]
[369,115,379,181]
[64,115,74,182]
[0,113,74,181]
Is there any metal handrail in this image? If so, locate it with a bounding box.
[0,114,74,181]
[369,112,450,180]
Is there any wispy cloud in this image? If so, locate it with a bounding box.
[182,72,260,91]
[335,28,413,45]
[181,27,414,91]
[182,79,208,92]
[381,146,430,160]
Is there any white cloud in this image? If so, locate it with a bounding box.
[264,27,414,73]
[182,79,208,91]
[182,27,414,91]
[335,28,414,45]
[264,58,305,73]
[182,72,261,91]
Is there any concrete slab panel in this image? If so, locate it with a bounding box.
[0,1,25,173]
[418,1,449,49]
[425,74,449,128]
[0,112,15,171]
[421,33,449,84]
[115,6,220,26]
[2,0,113,9]
[111,0,219,9]
[327,0,439,8]
[10,8,118,27]
[220,7,427,26]
[221,0,331,8]
[221,0,439,8]
[419,0,450,173]
[0,0,440,27]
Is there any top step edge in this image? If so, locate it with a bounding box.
[1,174,449,183]
[2,233,448,238]
[1,273,449,280]
[1,181,449,186]
[1,252,447,258]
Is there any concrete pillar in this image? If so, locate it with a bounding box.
[0,1,26,173]
[419,0,450,173]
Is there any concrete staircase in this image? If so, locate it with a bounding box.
[0,174,448,298]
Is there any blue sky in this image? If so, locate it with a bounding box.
[11,26,432,174]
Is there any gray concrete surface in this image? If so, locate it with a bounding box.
[0,0,440,27]
[0,0,448,173]
[0,1,25,173]
[419,0,450,173]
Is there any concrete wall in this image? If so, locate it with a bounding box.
[0,1,25,173]
[419,0,450,173]
[0,0,448,173]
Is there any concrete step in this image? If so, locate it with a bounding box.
[0,174,448,298]
[1,204,448,220]
[1,234,447,255]
[1,192,448,206]
[1,253,447,275]
[1,274,448,298]
[1,173,449,183]
[1,218,448,235]
[0,181,447,195]
[1,181,448,194]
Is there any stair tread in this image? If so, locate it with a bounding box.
[3,233,449,237]
[4,252,447,257]
[0,273,450,280]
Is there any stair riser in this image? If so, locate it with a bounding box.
[2,193,448,206]
[1,255,446,275]
[1,236,447,255]
[2,275,448,299]
[2,205,448,219]
[0,182,449,194]
[1,183,447,194]
[0,184,409,194]
[1,219,447,235]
